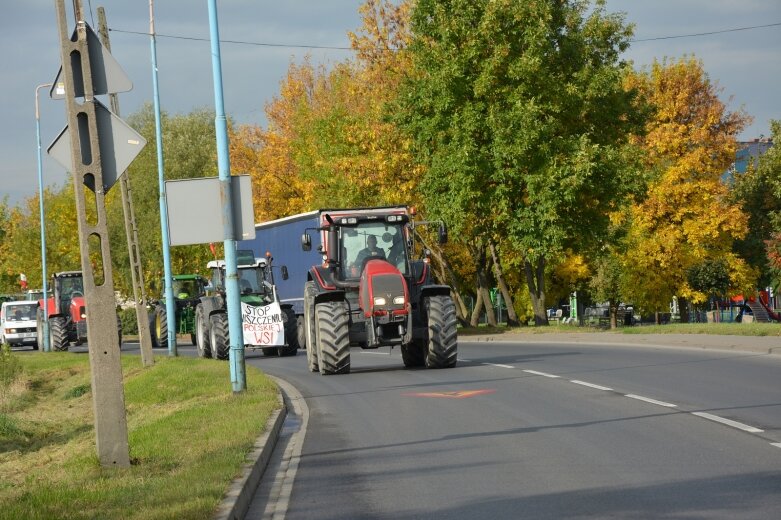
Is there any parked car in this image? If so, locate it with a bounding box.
[1,300,39,349]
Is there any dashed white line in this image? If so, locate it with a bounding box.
[523,369,560,378]
[459,358,472,362]
[624,394,678,408]
[771,443,781,449]
[570,380,613,391]
[482,362,515,369]
[691,412,764,433]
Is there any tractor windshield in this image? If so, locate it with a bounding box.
[238,267,265,295]
[342,222,408,278]
[60,276,84,298]
[172,279,201,299]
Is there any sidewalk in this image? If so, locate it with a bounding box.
[463,330,781,355]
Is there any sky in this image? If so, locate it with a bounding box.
[1,1,779,208]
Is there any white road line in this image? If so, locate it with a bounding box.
[570,380,613,391]
[482,362,515,369]
[771,443,781,449]
[625,394,678,408]
[459,358,472,362]
[523,369,560,378]
[691,412,764,433]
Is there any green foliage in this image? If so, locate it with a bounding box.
[0,343,21,389]
[107,105,220,298]
[395,0,644,322]
[686,258,731,307]
[730,119,781,288]
[119,307,140,335]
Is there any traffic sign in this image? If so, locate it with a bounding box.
[47,98,146,193]
[50,22,131,99]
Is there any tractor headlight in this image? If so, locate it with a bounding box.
[393,296,405,305]
[374,297,387,306]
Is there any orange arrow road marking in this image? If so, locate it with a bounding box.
[403,389,496,399]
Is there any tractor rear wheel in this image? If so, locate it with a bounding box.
[303,282,319,372]
[423,295,458,369]
[279,307,299,356]
[49,316,68,352]
[209,313,230,360]
[194,304,212,358]
[315,301,350,375]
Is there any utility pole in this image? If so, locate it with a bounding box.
[207,0,245,392]
[148,0,178,357]
[53,0,131,467]
[97,6,154,367]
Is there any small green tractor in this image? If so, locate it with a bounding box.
[149,274,209,348]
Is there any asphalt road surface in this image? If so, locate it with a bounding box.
[131,337,781,519]
[252,337,781,519]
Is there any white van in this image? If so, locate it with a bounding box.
[0,300,39,349]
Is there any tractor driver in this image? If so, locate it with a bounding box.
[353,235,386,273]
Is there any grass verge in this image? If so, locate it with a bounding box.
[458,322,780,337]
[0,352,278,520]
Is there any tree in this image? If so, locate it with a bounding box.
[686,258,730,312]
[395,0,643,325]
[589,251,623,329]
[730,120,781,288]
[106,105,220,297]
[621,57,755,318]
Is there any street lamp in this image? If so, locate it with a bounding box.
[34,82,58,352]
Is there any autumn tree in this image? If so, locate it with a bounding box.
[395,0,643,325]
[621,57,755,319]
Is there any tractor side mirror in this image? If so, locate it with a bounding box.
[281,266,289,280]
[438,223,448,244]
[301,233,312,251]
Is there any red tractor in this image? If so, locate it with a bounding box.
[36,271,120,351]
[301,206,458,374]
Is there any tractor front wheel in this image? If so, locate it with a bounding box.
[209,313,230,360]
[423,295,458,369]
[49,316,68,352]
[151,306,168,349]
[315,301,350,375]
[303,282,319,372]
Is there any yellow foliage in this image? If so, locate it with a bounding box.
[622,57,752,311]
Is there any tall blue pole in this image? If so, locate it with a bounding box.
[149,0,177,356]
[35,83,52,353]
[207,0,245,392]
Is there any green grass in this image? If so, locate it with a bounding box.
[459,321,781,337]
[0,352,279,520]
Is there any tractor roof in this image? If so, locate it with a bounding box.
[207,258,266,270]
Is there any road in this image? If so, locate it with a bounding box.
[249,338,781,519]
[129,336,781,519]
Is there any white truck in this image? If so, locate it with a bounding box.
[0,300,39,349]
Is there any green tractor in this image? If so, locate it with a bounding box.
[149,274,209,348]
[194,251,298,360]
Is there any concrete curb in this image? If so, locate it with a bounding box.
[461,332,781,355]
[214,390,287,520]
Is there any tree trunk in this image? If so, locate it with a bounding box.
[417,235,470,326]
[475,245,497,327]
[524,257,548,326]
[678,297,689,324]
[470,289,484,327]
[609,299,618,329]
[489,242,520,327]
